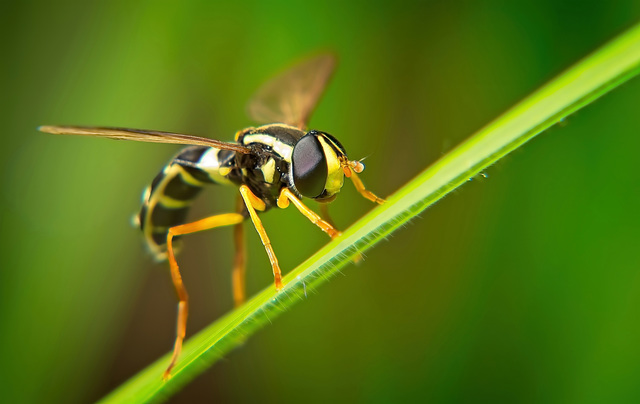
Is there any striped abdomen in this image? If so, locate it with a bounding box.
[135,146,237,260]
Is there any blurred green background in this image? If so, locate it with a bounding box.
[2,1,640,402]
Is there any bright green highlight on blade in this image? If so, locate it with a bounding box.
[100,23,640,403]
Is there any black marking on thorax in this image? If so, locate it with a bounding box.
[236,126,305,207]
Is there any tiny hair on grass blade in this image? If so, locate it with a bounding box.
[97,21,640,403]
[40,52,384,381]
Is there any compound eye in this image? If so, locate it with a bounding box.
[292,134,327,198]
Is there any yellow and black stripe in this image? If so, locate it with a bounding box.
[136,123,361,260]
[135,146,236,259]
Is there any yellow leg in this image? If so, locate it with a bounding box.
[232,196,247,307]
[239,185,283,290]
[344,167,385,204]
[163,212,244,381]
[277,188,342,239]
[347,171,382,263]
[319,203,336,228]
[316,196,367,264]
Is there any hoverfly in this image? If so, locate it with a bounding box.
[39,53,384,379]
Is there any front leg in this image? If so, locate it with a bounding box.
[277,188,342,239]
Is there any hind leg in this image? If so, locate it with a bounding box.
[163,212,244,380]
[232,195,247,307]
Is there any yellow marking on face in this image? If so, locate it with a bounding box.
[318,136,344,195]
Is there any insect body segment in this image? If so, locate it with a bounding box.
[137,146,239,259]
[39,52,385,381]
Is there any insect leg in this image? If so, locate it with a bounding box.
[344,167,385,204]
[277,188,341,239]
[238,185,283,291]
[232,195,247,307]
[319,203,337,228]
[317,194,366,264]
[163,212,245,380]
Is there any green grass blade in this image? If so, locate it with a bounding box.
[100,23,640,403]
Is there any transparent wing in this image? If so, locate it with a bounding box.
[38,125,252,154]
[246,53,337,129]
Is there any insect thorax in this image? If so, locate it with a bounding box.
[237,124,306,205]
